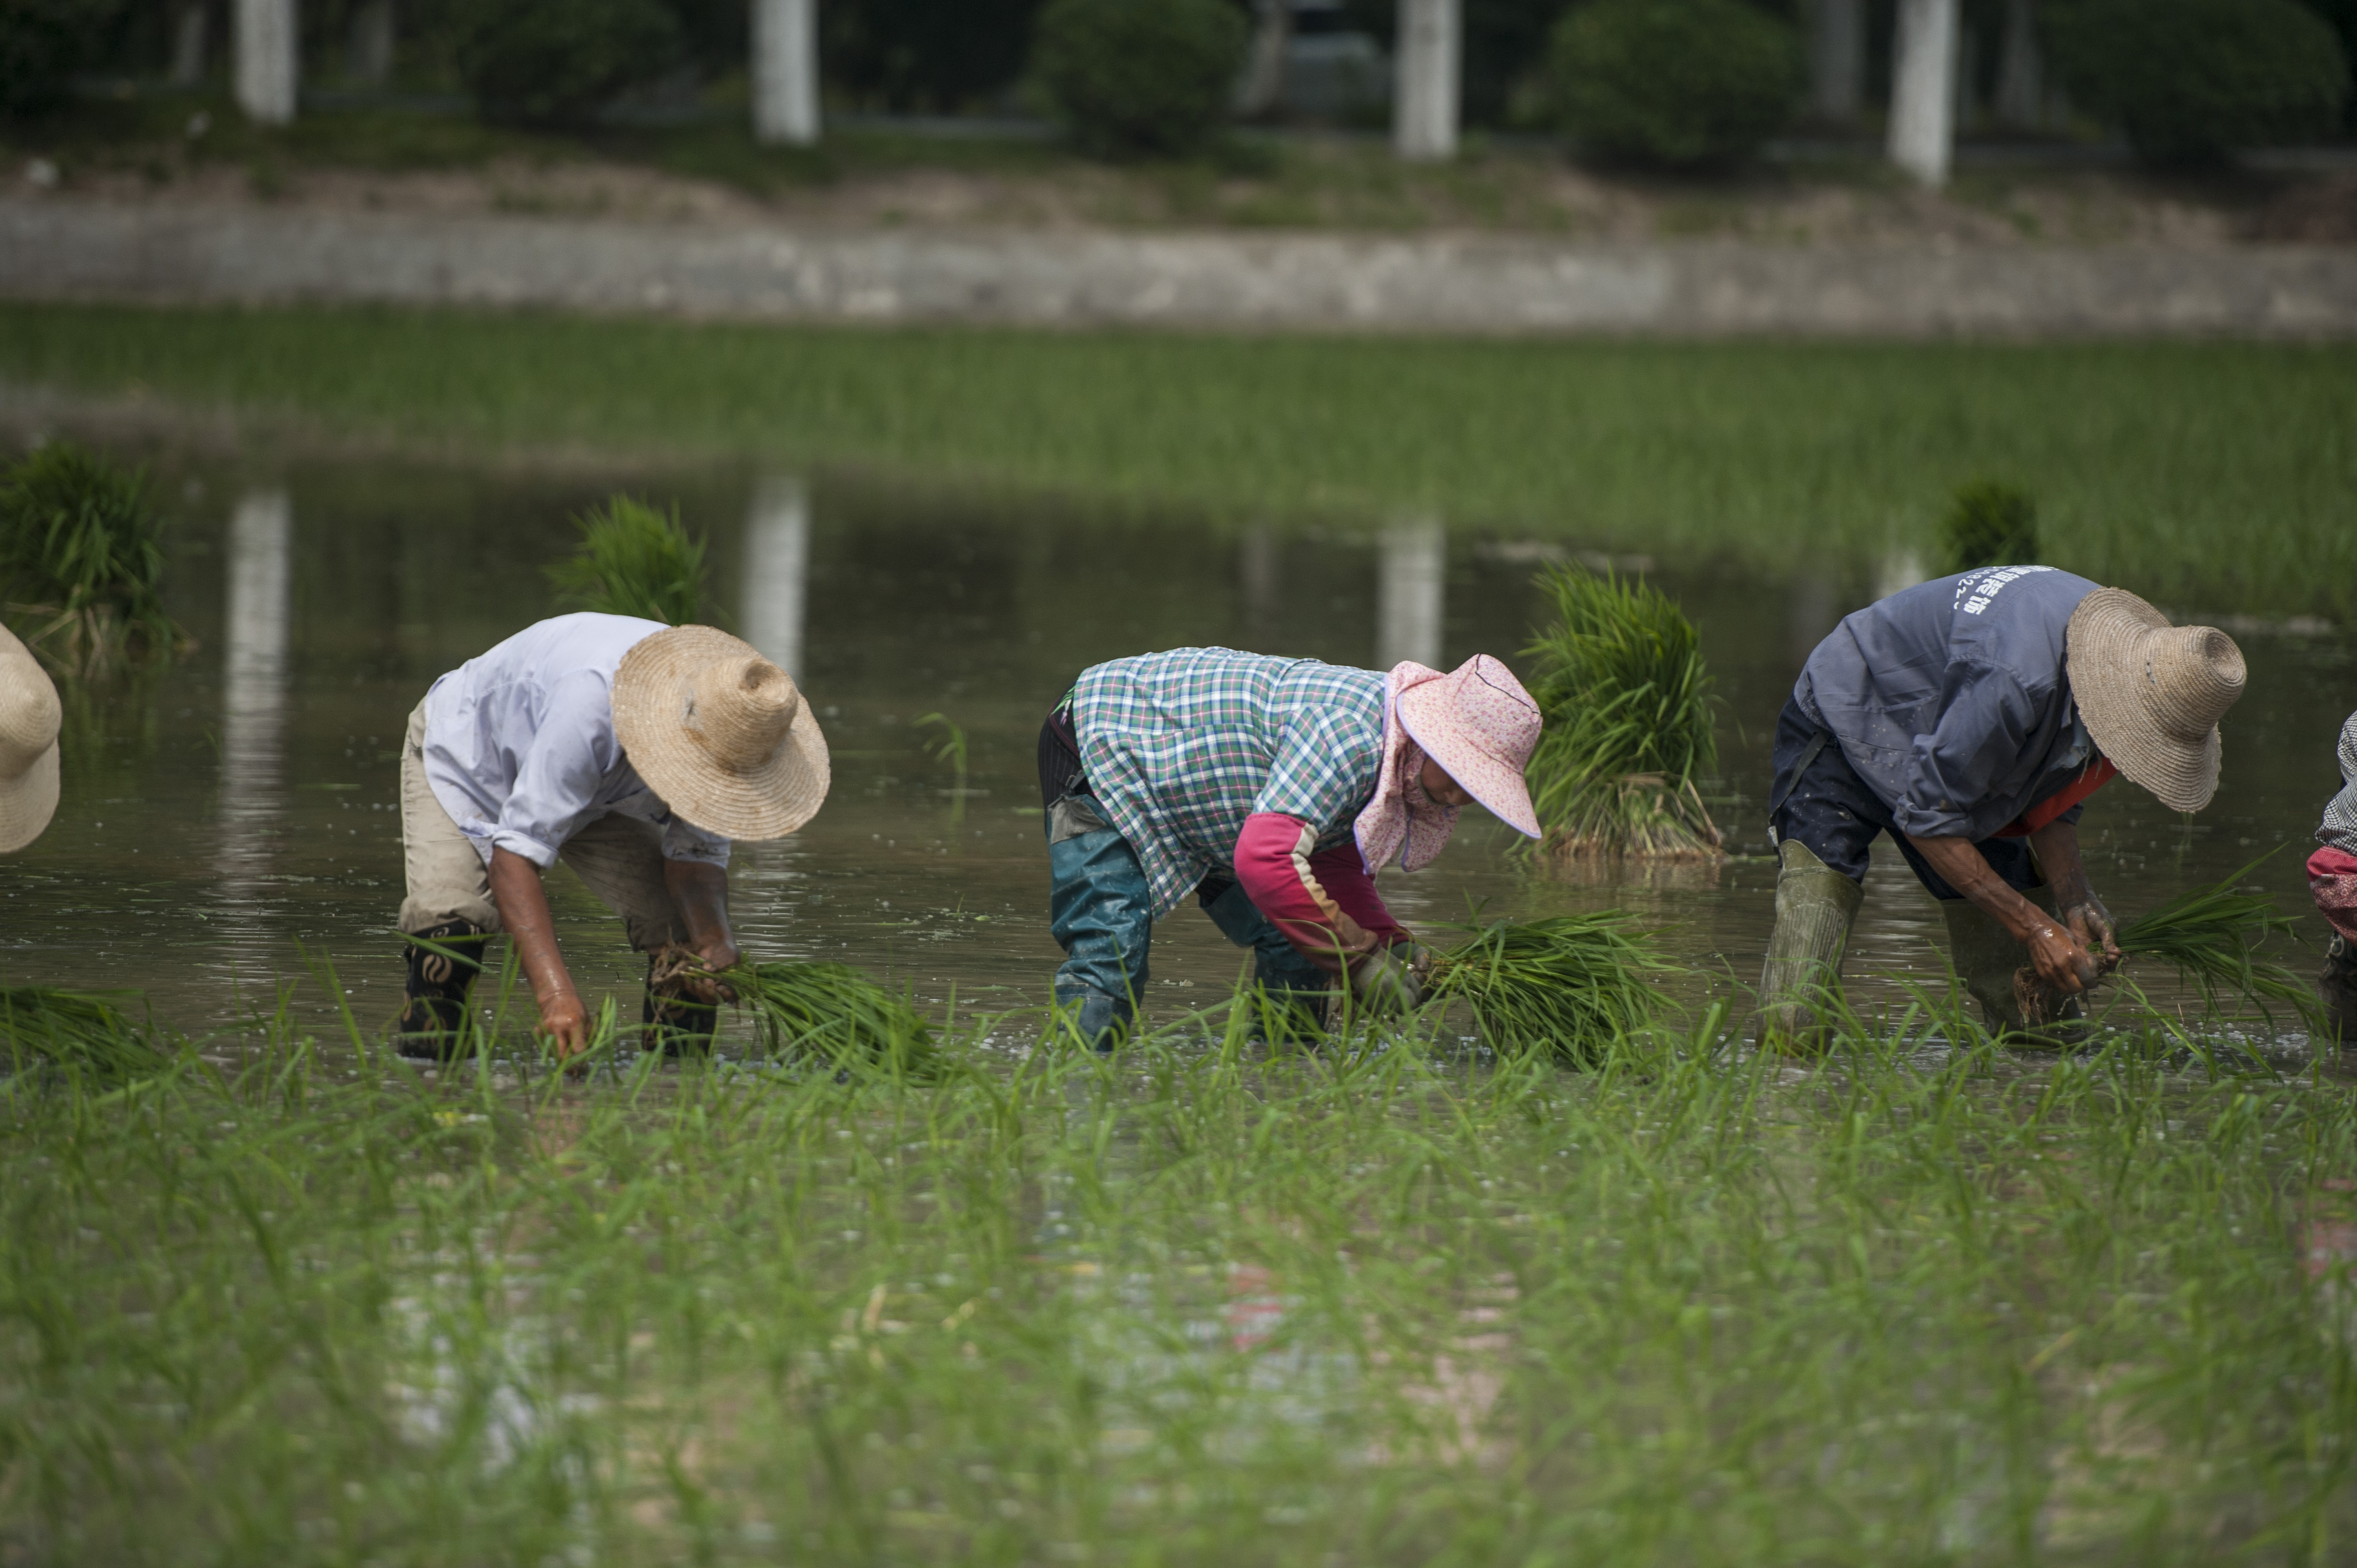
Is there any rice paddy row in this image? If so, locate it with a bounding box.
[4,947,2354,1566]
[2,303,2351,616]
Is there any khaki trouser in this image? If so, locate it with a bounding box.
[398,700,692,952]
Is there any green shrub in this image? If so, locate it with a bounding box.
[1543,0,1802,167]
[1031,0,1250,157]
[2044,0,2348,166]
[0,441,181,676]
[0,0,123,119]
[547,496,707,626]
[1938,481,2039,574]
[451,0,684,126]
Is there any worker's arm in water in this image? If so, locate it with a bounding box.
[487,846,589,1057]
[662,858,742,1002]
[1902,832,2104,994]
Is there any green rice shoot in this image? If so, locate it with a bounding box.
[725,960,938,1078]
[1937,479,2040,574]
[2113,853,2318,1025]
[1424,912,1679,1063]
[0,985,172,1078]
[545,494,708,626]
[0,440,184,676]
[1521,565,1722,860]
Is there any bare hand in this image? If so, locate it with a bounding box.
[687,936,742,1004]
[2060,895,2120,971]
[538,994,591,1061]
[2023,920,2100,996]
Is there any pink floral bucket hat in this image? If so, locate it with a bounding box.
[1356,654,1543,873]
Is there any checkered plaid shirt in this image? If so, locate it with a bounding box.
[1072,648,1387,919]
[2323,709,2357,855]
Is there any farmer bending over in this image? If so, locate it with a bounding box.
[1760,570,2246,1042]
[2310,709,2357,1042]
[1038,647,1543,1049]
[394,613,830,1059]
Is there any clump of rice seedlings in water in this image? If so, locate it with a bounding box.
[0,986,172,1078]
[1424,913,1678,1064]
[546,495,707,626]
[0,442,186,676]
[1938,480,2039,574]
[2111,855,2318,1025]
[1522,565,1722,860]
[726,961,938,1077]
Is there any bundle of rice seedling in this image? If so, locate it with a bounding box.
[0,441,186,676]
[0,986,172,1078]
[1423,913,1678,1064]
[2111,857,2317,1024]
[1521,565,1722,860]
[725,961,938,1077]
[546,495,707,627]
[1937,480,2039,575]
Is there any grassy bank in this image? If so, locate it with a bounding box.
[7,966,2355,1565]
[2,302,2352,614]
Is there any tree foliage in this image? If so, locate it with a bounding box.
[1543,0,1802,167]
[1031,0,1250,157]
[2044,0,2349,165]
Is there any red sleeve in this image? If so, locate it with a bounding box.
[1234,812,1410,974]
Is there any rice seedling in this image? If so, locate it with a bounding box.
[0,440,185,676]
[0,984,172,1077]
[1422,912,1679,1061]
[1521,565,1723,860]
[2111,854,2320,1024]
[545,494,708,626]
[723,958,939,1077]
[1938,478,2039,574]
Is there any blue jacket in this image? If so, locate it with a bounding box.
[1796,566,2102,841]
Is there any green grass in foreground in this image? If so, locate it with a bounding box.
[6,954,2356,1565]
[2,303,2352,614]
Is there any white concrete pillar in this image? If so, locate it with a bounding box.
[1393,0,1459,162]
[1238,0,1290,118]
[172,3,209,86]
[741,476,810,681]
[753,0,820,147]
[1994,0,2044,128]
[1887,0,1958,187]
[235,0,299,124]
[1376,519,1444,671]
[1807,0,1864,124]
[218,491,292,879]
[348,0,394,84]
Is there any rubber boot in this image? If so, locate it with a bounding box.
[1753,839,1864,1048]
[2321,932,2357,1046]
[1245,985,1330,1048]
[644,946,719,1056]
[1055,989,1132,1055]
[1941,886,2086,1044]
[393,921,490,1060]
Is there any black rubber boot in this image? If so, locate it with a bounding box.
[644,946,719,1055]
[2322,932,2357,1046]
[393,921,490,1060]
[1244,985,1330,1047]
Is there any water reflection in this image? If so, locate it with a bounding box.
[740,474,809,680]
[216,488,292,883]
[1376,519,1445,670]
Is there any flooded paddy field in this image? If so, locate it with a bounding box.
[7,436,2357,1564]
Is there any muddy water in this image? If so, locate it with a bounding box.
[8,451,2352,1043]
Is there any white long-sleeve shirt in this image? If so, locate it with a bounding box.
[420,613,730,870]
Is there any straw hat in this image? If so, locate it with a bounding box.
[1393,653,1544,838]
[0,622,60,854]
[610,625,830,840]
[2065,588,2245,814]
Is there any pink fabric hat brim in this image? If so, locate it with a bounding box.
[1393,654,1543,839]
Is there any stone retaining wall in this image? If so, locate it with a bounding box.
[7,198,2355,336]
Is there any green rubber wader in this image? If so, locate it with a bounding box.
[1754,838,1864,1046]
[1941,885,2085,1042]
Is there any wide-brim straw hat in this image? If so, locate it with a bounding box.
[611,625,830,840]
[0,622,60,854]
[2065,587,2246,814]
[1394,653,1544,839]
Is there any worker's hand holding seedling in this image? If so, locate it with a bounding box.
[662,860,741,1005]
[1907,824,2111,996]
[488,846,594,1060]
